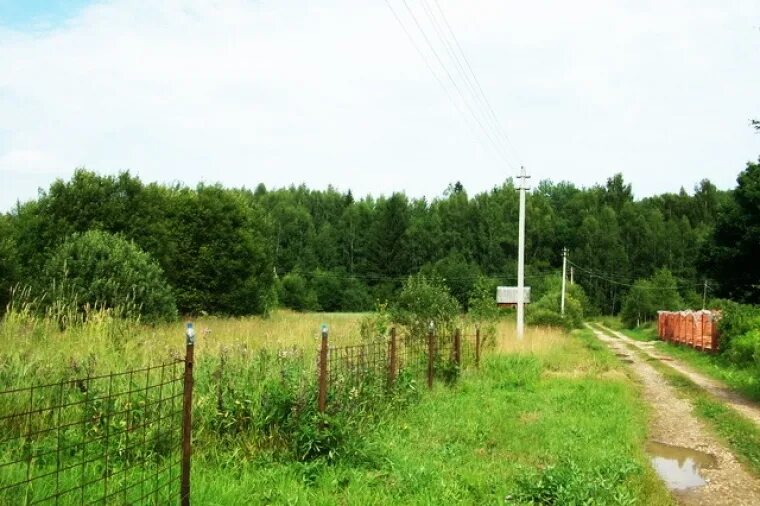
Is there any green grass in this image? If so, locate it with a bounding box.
[185,329,671,505]
[593,316,625,331]
[627,345,760,478]
[0,312,674,504]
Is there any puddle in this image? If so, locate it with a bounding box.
[646,441,717,491]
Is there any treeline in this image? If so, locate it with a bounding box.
[1,159,759,319]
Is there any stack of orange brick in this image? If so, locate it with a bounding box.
[657,310,720,351]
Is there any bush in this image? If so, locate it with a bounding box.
[311,269,372,312]
[420,252,481,309]
[390,274,461,339]
[278,272,319,311]
[467,276,501,345]
[717,302,760,364]
[527,277,588,329]
[42,230,176,322]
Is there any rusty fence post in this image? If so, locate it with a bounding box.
[388,327,397,388]
[475,326,481,368]
[180,322,195,506]
[427,322,435,389]
[318,324,328,413]
[453,328,461,369]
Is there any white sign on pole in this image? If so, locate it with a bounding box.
[496,286,531,305]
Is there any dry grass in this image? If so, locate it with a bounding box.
[0,309,367,375]
[493,321,566,355]
[0,308,577,383]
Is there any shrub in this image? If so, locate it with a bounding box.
[717,302,760,364]
[390,274,461,339]
[527,277,587,329]
[467,276,501,345]
[42,230,176,322]
[278,272,319,311]
[420,252,481,309]
[311,269,372,312]
[527,308,566,328]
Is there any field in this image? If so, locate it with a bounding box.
[0,311,673,504]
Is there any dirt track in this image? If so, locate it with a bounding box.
[587,324,760,505]
[596,323,760,429]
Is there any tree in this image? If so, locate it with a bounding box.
[0,215,19,311]
[278,271,319,311]
[421,252,481,309]
[390,274,460,340]
[704,160,760,303]
[43,230,177,322]
[170,186,276,315]
[620,269,682,327]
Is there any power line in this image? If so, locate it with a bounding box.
[428,0,523,166]
[567,260,705,291]
[384,0,516,167]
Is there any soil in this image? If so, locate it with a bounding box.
[599,325,760,429]
[587,324,760,505]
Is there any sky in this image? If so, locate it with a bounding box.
[1,0,759,211]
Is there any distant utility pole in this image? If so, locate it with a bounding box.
[561,247,568,317]
[702,280,708,310]
[570,266,574,285]
[516,166,530,340]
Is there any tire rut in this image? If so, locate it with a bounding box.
[596,323,760,429]
[586,324,760,505]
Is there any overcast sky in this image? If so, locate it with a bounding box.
[1,0,759,211]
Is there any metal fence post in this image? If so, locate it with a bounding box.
[453,328,461,368]
[388,327,397,388]
[318,324,328,413]
[427,322,435,389]
[181,323,195,506]
[475,326,481,368]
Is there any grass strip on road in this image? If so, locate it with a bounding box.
[592,323,760,479]
[610,323,760,403]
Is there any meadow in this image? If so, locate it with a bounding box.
[0,310,672,504]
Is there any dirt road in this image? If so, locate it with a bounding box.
[587,324,760,505]
[596,323,760,428]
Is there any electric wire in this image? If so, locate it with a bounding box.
[429,0,523,166]
[567,259,706,291]
[384,0,515,166]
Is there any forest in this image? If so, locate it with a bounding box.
[1,158,759,322]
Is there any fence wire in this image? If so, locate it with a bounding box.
[325,330,482,395]
[0,361,184,505]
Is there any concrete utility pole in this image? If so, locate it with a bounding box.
[702,280,708,310]
[561,247,567,317]
[516,166,530,340]
[570,266,574,285]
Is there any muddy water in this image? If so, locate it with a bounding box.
[646,441,717,491]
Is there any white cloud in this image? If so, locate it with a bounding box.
[1,0,759,211]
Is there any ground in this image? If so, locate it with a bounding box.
[3,311,760,504]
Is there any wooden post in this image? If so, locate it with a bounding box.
[453,328,461,368]
[318,325,328,413]
[180,323,195,506]
[475,326,481,368]
[388,327,397,388]
[427,322,435,389]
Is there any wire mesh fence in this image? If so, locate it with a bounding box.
[0,325,484,502]
[0,360,186,505]
[321,327,483,409]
